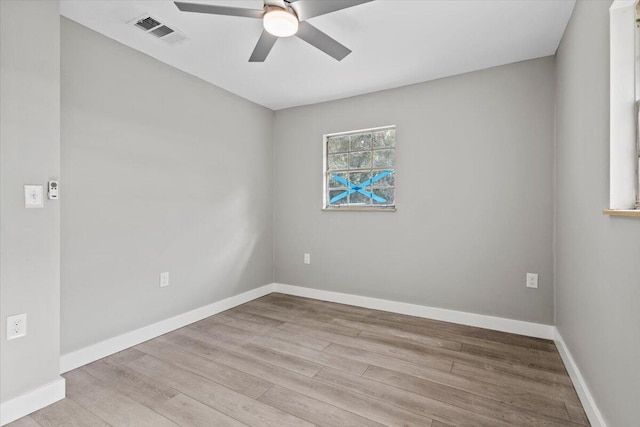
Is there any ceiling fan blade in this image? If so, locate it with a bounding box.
[174,2,263,19]
[289,0,374,22]
[249,30,279,62]
[295,22,351,61]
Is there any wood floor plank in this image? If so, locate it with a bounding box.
[251,335,369,375]
[160,329,223,360]
[263,324,332,351]
[254,295,312,313]
[258,385,385,427]
[190,319,256,346]
[208,312,282,334]
[365,310,557,352]
[5,416,41,427]
[277,314,363,338]
[318,315,464,351]
[459,342,566,372]
[325,342,571,421]
[240,341,324,377]
[361,365,573,426]
[235,301,303,322]
[323,342,454,377]
[357,330,570,381]
[29,397,110,427]
[222,307,287,329]
[278,322,456,373]
[154,393,249,427]
[213,347,435,426]
[330,316,559,362]
[565,403,590,426]
[81,357,179,408]
[179,324,247,353]
[451,361,581,404]
[136,338,273,399]
[64,369,178,426]
[125,354,313,427]
[108,347,147,364]
[314,366,511,427]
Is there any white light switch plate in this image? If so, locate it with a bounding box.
[526,273,539,289]
[24,185,44,208]
[303,253,311,264]
[7,313,27,340]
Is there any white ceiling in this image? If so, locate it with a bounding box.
[60,0,575,110]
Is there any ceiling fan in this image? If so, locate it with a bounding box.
[174,0,374,62]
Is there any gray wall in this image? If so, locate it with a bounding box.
[555,1,640,425]
[61,18,274,354]
[274,57,556,324]
[0,1,61,402]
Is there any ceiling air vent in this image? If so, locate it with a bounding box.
[135,16,161,31]
[130,14,189,46]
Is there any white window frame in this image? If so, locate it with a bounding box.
[322,125,397,212]
[609,0,640,210]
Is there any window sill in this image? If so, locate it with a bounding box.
[602,209,640,217]
[322,206,396,212]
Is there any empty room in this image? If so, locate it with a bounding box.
[1,0,638,426]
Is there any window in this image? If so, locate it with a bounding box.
[323,126,396,211]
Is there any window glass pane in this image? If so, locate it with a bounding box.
[328,190,349,205]
[328,136,350,153]
[349,151,371,169]
[328,172,348,188]
[372,188,395,205]
[328,153,348,170]
[349,191,371,205]
[371,171,395,187]
[373,129,396,148]
[373,149,394,168]
[350,133,372,151]
[348,171,372,186]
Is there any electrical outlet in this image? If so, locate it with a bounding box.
[526,273,539,289]
[303,253,311,264]
[160,272,170,288]
[7,313,27,340]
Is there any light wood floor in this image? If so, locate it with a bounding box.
[10,293,589,427]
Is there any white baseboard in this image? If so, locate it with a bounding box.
[0,377,65,426]
[554,328,607,427]
[273,283,555,340]
[60,283,275,373]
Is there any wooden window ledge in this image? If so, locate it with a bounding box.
[603,209,640,217]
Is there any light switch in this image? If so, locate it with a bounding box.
[24,185,44,208]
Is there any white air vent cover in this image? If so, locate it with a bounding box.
[130,14,189,46]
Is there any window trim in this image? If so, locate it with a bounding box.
[322,125,397,212]
[608,0,639,212]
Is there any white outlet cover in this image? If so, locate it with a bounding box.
[24,185,44,208]
[303,253,311,264]
[7,313,27,340]
[526,273,539,289]
[160,272,170,288]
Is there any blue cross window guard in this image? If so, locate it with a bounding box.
[329,170,394,205]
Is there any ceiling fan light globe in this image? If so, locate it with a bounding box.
[263,8,298,37]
